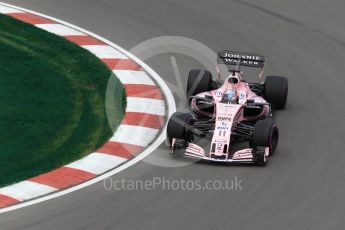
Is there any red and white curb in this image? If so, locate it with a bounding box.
[0,3,175,212]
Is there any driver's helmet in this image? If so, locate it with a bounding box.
[223,89,237,103]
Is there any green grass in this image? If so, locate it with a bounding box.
[0,14,126,187]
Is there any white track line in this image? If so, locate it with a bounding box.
[114,70,155,85]
[82,45,128,59]
[110,125,159,147]
[66,153,127,175]
[0,181,57,201]
[36,24,85,36]
[0,5,23,13]
[126,97,166,116]
[0,2,176,214]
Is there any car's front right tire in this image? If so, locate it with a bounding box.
[166,112,194,146]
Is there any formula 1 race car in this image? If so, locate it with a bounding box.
[166,51,288,165]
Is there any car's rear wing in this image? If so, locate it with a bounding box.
[217,50,265,68]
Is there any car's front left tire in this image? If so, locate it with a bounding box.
[252,118,279,155]
[253,146,267,165]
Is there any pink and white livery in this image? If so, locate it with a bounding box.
[166,50,288,165]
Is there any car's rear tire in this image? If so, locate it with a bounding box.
[166,112,194,146]
[252,119,279,155]
[264,76,288,109]
[187,69,213,97]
